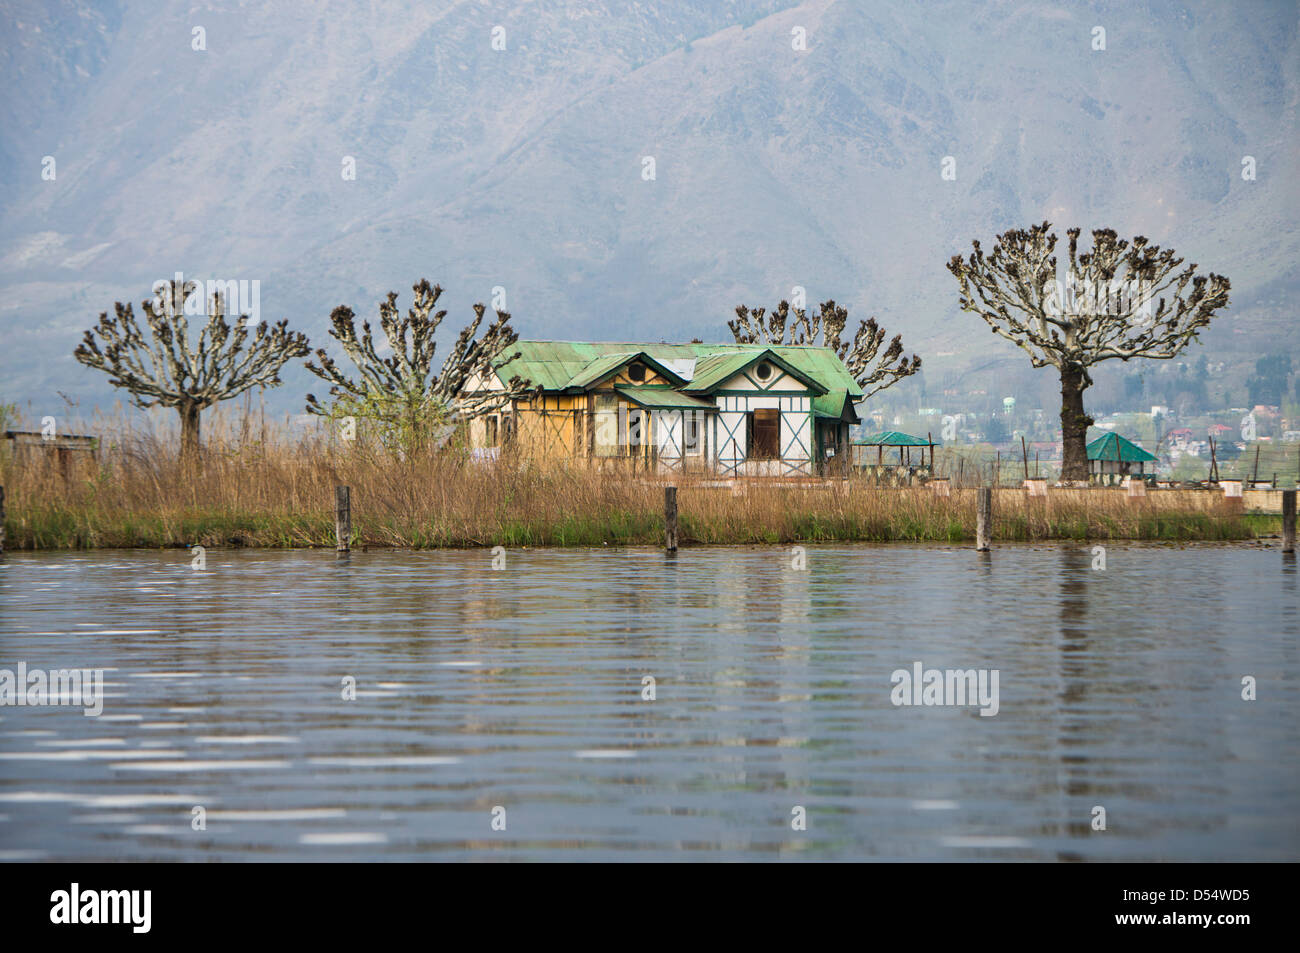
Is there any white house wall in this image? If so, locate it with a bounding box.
[656,409,683,471]
[462,367,503,394]
[714,398,748,475]
[778,395,812,476]
[721,368,799,392]
[709,386,813,477]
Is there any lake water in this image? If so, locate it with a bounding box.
[1,544,1296,862]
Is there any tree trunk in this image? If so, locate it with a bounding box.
[179,401,202,469]
[1059,363,1094,483]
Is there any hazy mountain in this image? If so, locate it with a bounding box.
[1,0,1296,421]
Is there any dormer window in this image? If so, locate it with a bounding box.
[755,361,773,381]
[627,362,647,382]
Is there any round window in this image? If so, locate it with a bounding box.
[628,362,647,382]
[755,361,773,381]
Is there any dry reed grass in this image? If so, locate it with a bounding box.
[0,410,1266,550]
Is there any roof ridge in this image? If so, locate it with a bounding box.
[515,339,838,349]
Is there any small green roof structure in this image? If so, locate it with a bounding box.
[1086,432,1157,483]
[1087,432,1158,463]
[853,430,934,447]
[851,430,938,472]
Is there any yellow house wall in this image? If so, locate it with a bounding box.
[511,393,587,458]
[474,364,683,461]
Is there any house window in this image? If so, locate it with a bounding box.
[485,415,499,447]
[594,393,619,456]
[755,361,773,381]
[627,362,647,382]
[684,412,701,454]
[748,408,780,459]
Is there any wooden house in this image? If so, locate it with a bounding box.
[464,341,863,477]
[2,430,99,479]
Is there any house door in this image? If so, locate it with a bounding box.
[816,420,841,474]
[748,409,780,460]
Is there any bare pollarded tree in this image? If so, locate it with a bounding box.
[304,279,533,451]
[947,223,1231,482]
[728,298,921,399]
[74,280,310,465]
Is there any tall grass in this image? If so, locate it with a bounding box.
[0,412,1268,550]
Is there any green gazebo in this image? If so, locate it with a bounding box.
[852,430,937,473]
[1086,432,1158,485]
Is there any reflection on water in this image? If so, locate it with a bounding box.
[0,544,1296,861]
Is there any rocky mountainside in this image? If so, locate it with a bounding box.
[1,0,1295,418]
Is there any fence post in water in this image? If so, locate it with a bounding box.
[0,485,5,555]
[335,485,351,553]
[976,486,992,552]
[1283,489,1296,555]
[664,485,679,551]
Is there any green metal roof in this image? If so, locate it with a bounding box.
[495,341,862,420]
[685,348,827,396]
[562,351,687,390]
[1087,432,1158,463]
[683,351,764,392]
[561,351,639,389]
[853,430,936,447]
[814,394,858,421]
[614,385,715,410]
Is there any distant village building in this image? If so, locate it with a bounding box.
[465,342,863,477]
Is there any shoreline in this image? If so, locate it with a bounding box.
[0,536,1288,554]
[1,436,1285,552]
[1,507,1278,551]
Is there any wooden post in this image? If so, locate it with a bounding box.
[664,485,679,551]
[1253,445,1261,484]
[1021,435,1029,481]
[976,486,992,552]
[335,485,351,553]
[0,485,5,555]
[1283,489,1296,555]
